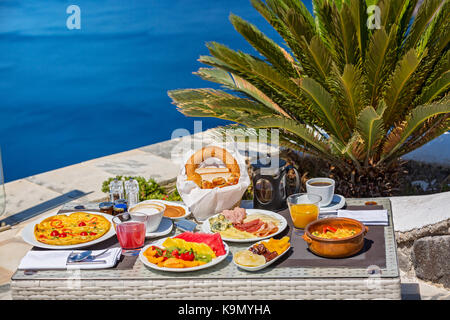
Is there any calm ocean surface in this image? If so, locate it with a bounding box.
[0,0,313,182]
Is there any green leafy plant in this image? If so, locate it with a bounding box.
[168,0,450,197]
[101,176,182,201]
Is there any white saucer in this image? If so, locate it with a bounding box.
[146,217,173,238]
[320,194,345,211]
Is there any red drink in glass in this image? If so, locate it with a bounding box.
[116,221,146,250]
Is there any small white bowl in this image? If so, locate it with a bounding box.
[129,200,166,233]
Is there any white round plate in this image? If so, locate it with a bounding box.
[201,209,288,243]
[21,211,116,250]
[139,237,229,272]
[319,194,346,211]
[146,217,173,238]
[233,241,291,271]
[149,200,191,220]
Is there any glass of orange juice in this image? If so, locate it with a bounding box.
[287,193,322,229]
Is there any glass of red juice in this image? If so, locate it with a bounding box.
[112,213,147,256]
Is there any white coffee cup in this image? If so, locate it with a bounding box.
[306,178,335,207]
[129,201,166,233]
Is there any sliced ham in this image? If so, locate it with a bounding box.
[233,219,264,232]
[254,221,278,237]
[221,207,247,224]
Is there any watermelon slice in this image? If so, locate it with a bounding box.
[174,232,226,256]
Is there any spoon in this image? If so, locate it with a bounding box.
[68,250,92,262]
[68,249,109,262]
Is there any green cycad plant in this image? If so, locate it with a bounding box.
[168,0,450,197]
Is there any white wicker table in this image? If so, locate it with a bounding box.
[11,198,401,300]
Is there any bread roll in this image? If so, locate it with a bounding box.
[185,146,240,177]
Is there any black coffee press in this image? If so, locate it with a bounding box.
[252,157,300,211]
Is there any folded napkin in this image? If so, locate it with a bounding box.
[337,209,389,225]
[18,248,122,270]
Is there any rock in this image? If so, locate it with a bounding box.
[412,235,450,288]
[397,248,413,272]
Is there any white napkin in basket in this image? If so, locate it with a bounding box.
[18,248,122,270]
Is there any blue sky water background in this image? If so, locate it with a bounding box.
[0,0,314,182]
[0,0,448,183]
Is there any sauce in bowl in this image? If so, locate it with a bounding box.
[163,205,185,218]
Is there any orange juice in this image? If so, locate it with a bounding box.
[289,204,319,229]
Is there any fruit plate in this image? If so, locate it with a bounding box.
[139,237,229,272]
[233,240,291,271]
[21,211,116,250]
[201,209,287,243]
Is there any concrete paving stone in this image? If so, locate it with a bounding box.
[93,150,180,183]
[25,162,111,202]
[0,266,14,285]
[0,284,11,300]
[0,207,58,286]
[391,191,450,232]
[0,240,32,274]
[400,270,450,300]
[2,179,62,218]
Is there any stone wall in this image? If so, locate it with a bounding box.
[396,219,450,288]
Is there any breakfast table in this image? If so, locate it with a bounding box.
[10,198,401,300]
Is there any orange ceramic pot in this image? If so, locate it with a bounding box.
[302,217,368,258]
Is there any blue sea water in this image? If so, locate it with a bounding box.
[0,0,313,182]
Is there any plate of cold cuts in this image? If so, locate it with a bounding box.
[201,207,287,243]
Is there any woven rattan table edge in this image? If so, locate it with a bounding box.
[11,277,402,300]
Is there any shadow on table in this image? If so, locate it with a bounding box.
[0,190,91,227]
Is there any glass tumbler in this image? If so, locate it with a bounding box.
[287,193,321,229]
[112,213,147,256]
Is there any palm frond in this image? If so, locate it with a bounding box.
[231,114,332,156]
[415,69,450,104]
[380,96,450,162]
[349,0,369,64]
[313,0,358,71]
[229,14,300,78]
[416,0,449,56]
[403,0,444,53]
[390,114,450,160]
[356,102,387,164]
[194,68,294,119]
[328,63,367,129]
[328,132,364,171]
[383,48,425,125]
[293,77,349,141]
[365,26,399,107]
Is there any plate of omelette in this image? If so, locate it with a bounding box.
[22,211,115,249]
